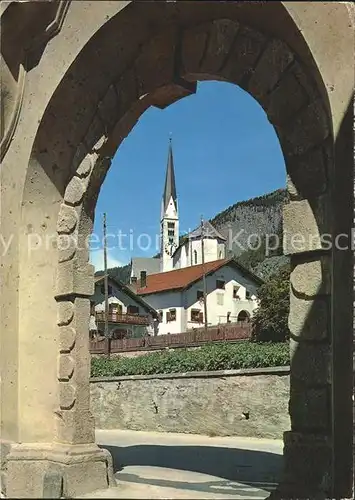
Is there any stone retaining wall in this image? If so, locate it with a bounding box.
[90,366,290,439]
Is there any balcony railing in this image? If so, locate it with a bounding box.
[95,311,150,325]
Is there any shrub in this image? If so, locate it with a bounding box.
[91,341,289,377]
[252,264,291,342]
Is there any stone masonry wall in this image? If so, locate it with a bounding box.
[90,367,290,439]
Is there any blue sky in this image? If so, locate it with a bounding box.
[90,80,286,270]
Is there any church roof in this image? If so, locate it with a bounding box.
[136,257,263,295]
[162,138,177,213]
[172,220,226,257]
[188,220,226,241]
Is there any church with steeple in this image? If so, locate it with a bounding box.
[160,138,180,272]
[128,139,262,335]
[159,138,227,273]
[130,138,227,284]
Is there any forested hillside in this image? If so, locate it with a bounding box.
[211,189,287,256]
[211,188,289,279]
[96,188,289,283]
[95,264,131,283]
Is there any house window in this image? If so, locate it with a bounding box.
[112,328,128,340]
[158,310,163,322]
[109,303,122,314]
[217,293,224,306]
[246,290,251,299]
[196,290,204,301]
[127,305,139,315]
[191,309,203,323]
[131,276,137,284]
[167,308,176,322]
[233,286,240,299]
[216,280,225,290]
[194,250,198,264]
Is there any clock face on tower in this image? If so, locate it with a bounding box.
[164,241,177,256]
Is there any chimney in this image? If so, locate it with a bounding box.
[140,271,147,288]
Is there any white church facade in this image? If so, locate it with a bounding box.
[172,221,227,270]
[131,139,262,335]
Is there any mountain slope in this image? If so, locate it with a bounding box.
[211,189,287,256]
[210,188,289,279]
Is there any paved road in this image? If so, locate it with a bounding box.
[78,430,283,499]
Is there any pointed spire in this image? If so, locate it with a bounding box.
[162,137,177,213]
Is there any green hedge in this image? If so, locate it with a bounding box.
[91,341,290,378]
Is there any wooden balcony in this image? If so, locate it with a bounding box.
[95,311,150,326]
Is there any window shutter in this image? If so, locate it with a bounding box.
[199,312,204,323]
[166,312,171,322]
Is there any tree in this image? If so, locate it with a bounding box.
[252,264,290,342]
[95,263,132,284]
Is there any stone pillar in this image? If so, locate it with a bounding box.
[271,194,333,499]
[5,157,115,498]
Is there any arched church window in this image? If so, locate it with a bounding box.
[167,222,175,238]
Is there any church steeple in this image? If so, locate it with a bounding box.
[162,138,177,215]
[160,137,179,272]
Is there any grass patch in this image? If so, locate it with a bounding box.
[91,341,289,378]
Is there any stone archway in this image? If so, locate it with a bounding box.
[1,2,353,499]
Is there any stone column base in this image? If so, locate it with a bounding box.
[6,442,116,498]
[267,431,332,500]
[0,439,13,498]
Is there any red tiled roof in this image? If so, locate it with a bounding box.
[137,258,231,295]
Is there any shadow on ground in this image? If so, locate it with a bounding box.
[115,471,274,497]
[100,443,283,494]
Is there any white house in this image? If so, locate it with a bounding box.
[136,258,263,335]
[91,275,158,338]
